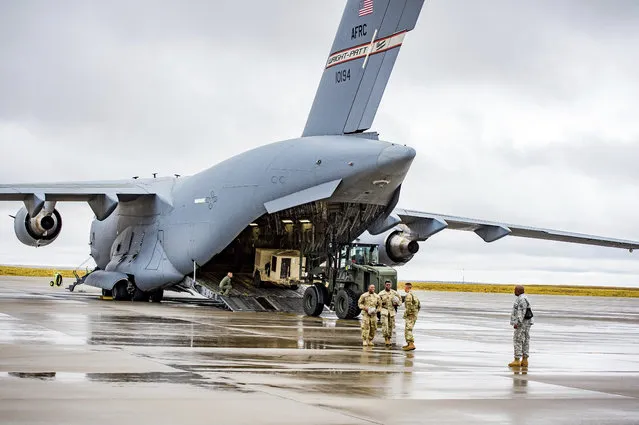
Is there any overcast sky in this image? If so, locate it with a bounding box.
[1,0,639,286]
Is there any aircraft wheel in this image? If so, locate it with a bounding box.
[335,288,360,320]
[101,289,112,297]
[303,286,324,316]
[132,287,150,302]
[54,274,63,287]
[149,289,164,303]
[112,280,131,301]
[49,281,54,287]
[253,271,262,288]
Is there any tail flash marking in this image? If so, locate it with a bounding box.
[325,30,406,69]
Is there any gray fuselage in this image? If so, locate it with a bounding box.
[89,135,415,291]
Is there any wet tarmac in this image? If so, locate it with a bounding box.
[1,276,638,424]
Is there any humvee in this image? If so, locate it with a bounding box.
[303,243,397,319]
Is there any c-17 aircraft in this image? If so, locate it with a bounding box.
[2,0,638,311]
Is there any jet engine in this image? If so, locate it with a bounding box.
[13,206,63,247]
[382,230,419,265]
[357,229,420,266]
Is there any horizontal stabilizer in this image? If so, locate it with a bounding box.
[303,0,425,137]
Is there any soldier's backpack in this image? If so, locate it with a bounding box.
[524,299,534,320]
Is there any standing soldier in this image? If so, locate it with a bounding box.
[219,272,233,296]
[378,280,401,347]
[508,285,534,368]
[358,284,381,346]
[402,282,420,351]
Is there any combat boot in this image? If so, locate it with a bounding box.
[402,342,415,351]
[508,358,522,367]
[521,357,528,368]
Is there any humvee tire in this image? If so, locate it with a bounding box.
[303,286,324,316]
[335,288,359,319]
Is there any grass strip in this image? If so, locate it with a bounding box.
[0,265,80,279]
[401,281,639,298]
[2,266,637,298]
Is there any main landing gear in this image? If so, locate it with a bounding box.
[112,280,131,301]
[111,280,163,303]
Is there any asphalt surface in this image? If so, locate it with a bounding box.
[1,276,638,425]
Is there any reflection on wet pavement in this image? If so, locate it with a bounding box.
[1,277,638,424]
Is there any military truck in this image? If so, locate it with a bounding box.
[303,243,397,319]
[253,248,305,288]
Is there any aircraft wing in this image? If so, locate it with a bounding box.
[0,180,157,220]
[394,208,639,252]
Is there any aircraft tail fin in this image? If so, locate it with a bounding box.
[302,0,424,137]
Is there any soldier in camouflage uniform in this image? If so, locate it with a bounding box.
[508,285,534,368]
[219,272,233,296]
[378,280,401,347]
[402,282,420,351]
[358,284,381,346]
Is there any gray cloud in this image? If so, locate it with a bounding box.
[1,1,638,285]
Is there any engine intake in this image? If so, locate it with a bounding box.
[386,231,419,263]
[14,206,63,247]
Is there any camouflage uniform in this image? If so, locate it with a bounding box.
[358,291,381,343]
[403,292,421,343]
[378,288,401,339]
[510,294,533,357]
[219,275,232,296]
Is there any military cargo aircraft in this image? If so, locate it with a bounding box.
[2,0,638,305]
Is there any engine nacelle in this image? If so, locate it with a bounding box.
[356,229,420,266]
[384,230,419,265]
[14,206,63,247]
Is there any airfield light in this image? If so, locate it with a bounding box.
[299,219,311,223]
[249,223,258,227]
[281,219,294,224]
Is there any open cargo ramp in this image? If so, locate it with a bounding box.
[192,271,308,313]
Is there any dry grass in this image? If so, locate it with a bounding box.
[2,265,637,298]
[400,281,639,298]
[0,265,79,279]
